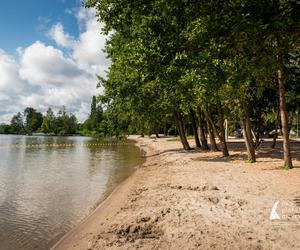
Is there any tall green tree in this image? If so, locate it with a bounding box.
[41,108,56,134]
[24,107,43,134]
[10,112,24,134]
[90,95,103,130]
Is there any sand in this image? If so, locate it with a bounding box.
[52,137,300,250]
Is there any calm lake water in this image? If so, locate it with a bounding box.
[0,135,143,250]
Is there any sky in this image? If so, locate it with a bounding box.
[0,0,110,123]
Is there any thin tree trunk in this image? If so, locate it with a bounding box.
[217,106,229,157]
[288,111,294,135]
[242,103,256,162]
[174,111,191,150]
[271,133,277,149]
[271,110,280,149]
[197,109,209,150]
[242,119,256,162]
[203,109,229,157]
[178,112,191,150]
[278,58,293,168]
[206,119,219,151]
[174,112,184,146]
[253,127,260,148]
[164,123,167,136]
[189,109,201,148]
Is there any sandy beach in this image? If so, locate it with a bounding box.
[53,137,300,250]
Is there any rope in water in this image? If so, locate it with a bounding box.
[0,142,132,149]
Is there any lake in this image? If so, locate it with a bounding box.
[0,135,143,250]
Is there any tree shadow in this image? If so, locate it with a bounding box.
[190,152,248,163]
[189,140,300,167]
[146,147,204,158]
[256,141,300,160]
[143,138,300,168]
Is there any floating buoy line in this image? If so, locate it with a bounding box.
[0,142,132,150]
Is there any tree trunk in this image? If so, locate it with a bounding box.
[197,109,209,150]
[271,110,280,149]
[174,111,191,150]
[203,109,229,157]
[206,119,219,151]
[217,106,229,157]
[278,58,293,168]
[271,133,277,149]
[242,103,256,162]
[288,111,294,135]
[163,123,168,136]
[189,109,201,148]
[242,119,256,162]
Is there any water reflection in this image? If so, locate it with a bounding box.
[0,135,143,250]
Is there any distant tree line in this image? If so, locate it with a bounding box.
[0,96,110,136]
[0,106,78,135]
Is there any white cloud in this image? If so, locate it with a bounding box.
[76,7,96,24]
[49,7,110,75]
[73,14,109,75]
[0,7,110,123]
[48,23,76,48]
[19,41,84,86]
[0,49,31,122]
[0,49,24,94]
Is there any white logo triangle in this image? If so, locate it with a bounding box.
[270,201,280,220]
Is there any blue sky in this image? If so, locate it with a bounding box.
[0,0,80,54]
[0,0,110,123]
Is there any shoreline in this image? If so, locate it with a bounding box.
[52,137,300,250]
[51,138,153,250]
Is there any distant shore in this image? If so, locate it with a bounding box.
[52,137,300,250]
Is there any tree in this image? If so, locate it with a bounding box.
[24,107,43,134]
[90,96,103,130]
[55,106,68,135]
[0,124,13,134]
[68,114,78,134]
[41,108,56,134]
[10,112,24,134]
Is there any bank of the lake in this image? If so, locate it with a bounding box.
[53,136,300,250]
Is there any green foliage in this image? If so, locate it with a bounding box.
[1,106,79,136]
[24,107,43,134]
[54,106,78,135]
[79,96,105,136]
[90,96,104,130]
[41,108,56,134]
[83,0,300,167]
[10,112,25,134]
[0,124,14,134]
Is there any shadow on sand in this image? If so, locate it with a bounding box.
[149,139,300,168]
